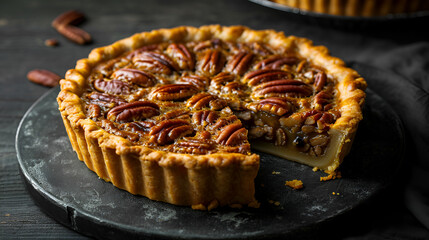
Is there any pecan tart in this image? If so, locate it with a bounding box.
[270,0,429,17]
[57,25,366,210]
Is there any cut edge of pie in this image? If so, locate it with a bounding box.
[57,25,366,210]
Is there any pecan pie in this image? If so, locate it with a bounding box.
[270,0,429,17]
[57,25,366,209]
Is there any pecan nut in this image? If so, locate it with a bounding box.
[52,10,85,28]
[198,50,225,75]
[107,101,160,123]
[250,97,292,116]
[94,79,131,95]
[313,72,327,92]
[186,93,227,110]
[313,90,332,110]
[149,119,193,145]
[210,72,235,90]
[217,123,248,146]
[254,79,312,97]
[56,24,91,45]
[111,68,155,87]
[193,39,223,52]
[150,84,199,101]
[166,43,194,70]
[275,128,287,146]
[160,109,190,121]
[173,138,215,154]
[178,74,209,90]
[255,56,299,69]
[27,69,61,87]
[225,51,253,75]
[87,92,127,107]
[192,110,218,125]
[243,69,291,86]
[133,51,179,75]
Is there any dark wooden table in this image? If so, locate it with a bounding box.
[1,0,429,239]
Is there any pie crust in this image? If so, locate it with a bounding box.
[57,25,366,209]
[270,0,429,17]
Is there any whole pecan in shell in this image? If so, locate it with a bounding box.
[150,84,199,101]
[243,69,291,86]
[254,79,312,97]
[225,51,253,75]
[111,68,156,87]
[94,79,131,95]
[107,101,160,123]
[166,43,195,70]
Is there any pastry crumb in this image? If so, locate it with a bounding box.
[285,179,304,189]
[272,171,280,175]
[312,167,319,172]
[4,213,10,217]
[320,171,341,181]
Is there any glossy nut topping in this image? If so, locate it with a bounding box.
[82,38,339,156]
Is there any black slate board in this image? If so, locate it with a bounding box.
[16,64,404,239]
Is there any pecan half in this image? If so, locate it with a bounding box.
[123,121,155,133]
[186,93,227,110]
[313,90,332,110]
[252,97,292,116]
[27,69,61,87]
[210,115,239,131]
[243,69,291,86]
[173,138,215,154]
[193,39,223,51]
[111,68,155,87]
[198,50,225,75]
[94,79,131,95]
[255,56,299,69]
[217,123,248,146]
[275,128,287,146]
[210,72,235,89]
[52,10,85,28]
[254,79,312,97]
[87,92,127,107]
[100,119,139,142]
[166,43,194,70]
[133,51,179,75]
[225,51,253,75]
[107,101,160,123]
[313,72,327,92]
[192,110,218,125]
[149,119,193,145]
[55,24,91,45]
[160,109,190,121]
[178,74,209,90]
[150,84,198,101]
[87,104,101,119]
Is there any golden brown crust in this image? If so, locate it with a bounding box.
[57,25,366,208]
[271,0,429,17]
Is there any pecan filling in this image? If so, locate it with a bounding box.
[82,40,339,156]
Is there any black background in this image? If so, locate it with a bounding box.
[1,0,429,239]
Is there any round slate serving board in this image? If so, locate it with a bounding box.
[16,64,404,239]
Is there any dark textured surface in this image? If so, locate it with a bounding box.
[1,0,429,239]
[15,83,403,239]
